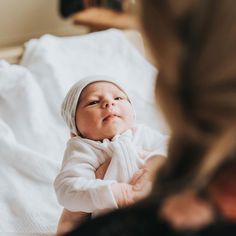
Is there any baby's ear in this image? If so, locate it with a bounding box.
[70,132,76,138]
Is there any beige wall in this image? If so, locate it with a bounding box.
[0,0,88,48]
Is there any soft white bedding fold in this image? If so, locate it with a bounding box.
[0,29,167,235]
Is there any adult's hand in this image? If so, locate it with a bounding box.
[95,156,165,207]
[129,168,152,202]
[129,155,166,203]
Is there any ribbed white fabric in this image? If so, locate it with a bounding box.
[54,124,168,213]
[61,75,133,136]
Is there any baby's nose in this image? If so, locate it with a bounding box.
[103,100,114,108]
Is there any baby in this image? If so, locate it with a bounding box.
[54,75,168,234]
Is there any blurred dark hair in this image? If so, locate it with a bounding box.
[140,0,236,197]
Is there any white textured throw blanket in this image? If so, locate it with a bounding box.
[0,29,167,235]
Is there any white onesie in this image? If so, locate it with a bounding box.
[54,124,168,214]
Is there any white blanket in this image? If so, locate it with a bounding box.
[0,29,167,235]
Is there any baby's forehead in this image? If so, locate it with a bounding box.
[79,81,125,100]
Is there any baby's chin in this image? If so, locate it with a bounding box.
[81,121,134,141]
[92,126,130,141]
[101,125,132,140]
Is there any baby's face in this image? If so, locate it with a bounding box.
[76,81,134,141]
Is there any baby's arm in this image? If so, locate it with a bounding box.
[54,139,118,213]
[56,158,112,235]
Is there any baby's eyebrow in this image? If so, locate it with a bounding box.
[80,95,100,106]
[85,95,99,101]
[80,93,97,101]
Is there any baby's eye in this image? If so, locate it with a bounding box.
[88,100,99,105]
[114,97,123,101]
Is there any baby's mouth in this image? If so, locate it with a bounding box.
[103,113,120,122]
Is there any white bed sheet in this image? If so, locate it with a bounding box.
[0,29,167,235]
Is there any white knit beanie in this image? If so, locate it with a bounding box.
[61,75,133,136]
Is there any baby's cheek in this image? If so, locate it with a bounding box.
[125,113,135,128]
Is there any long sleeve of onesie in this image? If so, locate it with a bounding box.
[54,138,118,212]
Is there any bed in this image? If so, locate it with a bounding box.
[0,29,168,235]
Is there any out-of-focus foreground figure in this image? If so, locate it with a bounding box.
[140,0,236,228]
